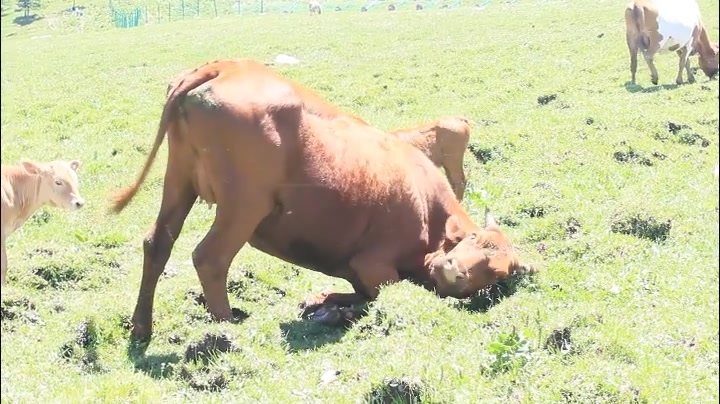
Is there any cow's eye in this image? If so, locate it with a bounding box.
[54,180,63,186]
[468,233,477,240]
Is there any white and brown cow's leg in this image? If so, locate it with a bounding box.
[191,188,272,324]
[680,47,696,84]
[627,35,639,84]
[131,154,197,343]
[643,51,660,85]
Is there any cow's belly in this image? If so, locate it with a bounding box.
[655,2,698,51]
[249,188,373,275]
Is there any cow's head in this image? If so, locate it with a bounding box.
[22,159,85,210]
[429,210,535,298]
[697,42,719,79]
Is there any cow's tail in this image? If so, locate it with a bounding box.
[632,3,650,49]
[109,64,222,214]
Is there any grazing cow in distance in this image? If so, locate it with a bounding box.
[416,3,423,10]
[388,116,471,201]
[1,159,85,285]
[625,0,719,85]
[387,3,396,11]
[309,0,322,15]
[110,59,535,343]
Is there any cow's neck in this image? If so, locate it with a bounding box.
[694,24,714,57]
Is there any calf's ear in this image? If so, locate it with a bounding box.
[69,160,82,171]
[484,208,499,229]
[21,160,44,175]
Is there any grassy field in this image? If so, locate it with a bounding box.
[2,0,719,402]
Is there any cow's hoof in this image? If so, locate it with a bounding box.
[304,304,358,326]
[306,304,342,324]
[651,79,659,85]
[298,291,331,311]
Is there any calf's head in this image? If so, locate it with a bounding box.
[429,210,534,298]
[22,160,85,210]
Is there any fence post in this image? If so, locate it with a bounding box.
[181,0,184,18]
[196,0,199,16]
[213,0,217,16]
[168,2,171,21]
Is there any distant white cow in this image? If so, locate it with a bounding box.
[309,0,322,15]
[1,159,85,285]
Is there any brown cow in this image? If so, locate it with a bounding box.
[625,0,719,85]
[110,59,534,343]
[1,159,85,285]
[388,116,470,201]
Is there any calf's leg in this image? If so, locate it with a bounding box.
[131,156,197,342]
[442,157,466,201]
[1,236,7,286]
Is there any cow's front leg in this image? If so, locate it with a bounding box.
[299,291,369,325]
[300,254,400,326]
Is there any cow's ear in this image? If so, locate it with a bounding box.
[69,160,82,171]
[444,215,466,245]
[21,160,44,175]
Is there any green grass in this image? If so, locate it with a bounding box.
[2,0,719,402]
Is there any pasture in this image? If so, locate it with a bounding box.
[1,0,719,402]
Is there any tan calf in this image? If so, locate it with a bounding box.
[1,160,85,285]
[388,116,471,200]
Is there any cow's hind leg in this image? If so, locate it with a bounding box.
[191,190,272,323]
[131,157,197,342]
[641,38,661,85]
[627,34,639,84]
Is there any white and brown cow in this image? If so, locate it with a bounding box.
[625,0,719,85]
[1,159,85,285]
[309,0,322,15]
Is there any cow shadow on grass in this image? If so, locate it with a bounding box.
[624,81,680,93]
[454,271,536,313]
[13,14,43,26]
[126,340,182,379]
[279,317,353,353]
